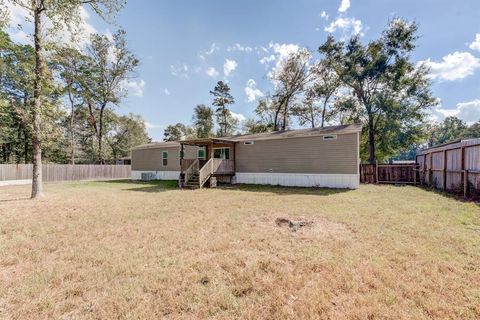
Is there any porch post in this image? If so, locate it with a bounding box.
[232,142,236,172]
[180,143,184,172]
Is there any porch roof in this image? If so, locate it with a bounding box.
[179,138,235,146]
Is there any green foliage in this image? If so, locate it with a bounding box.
[431,116,468,145]
[319,18,437,163]
[210,81,237,136]
[163,123,193,141]
[192,104,214,138]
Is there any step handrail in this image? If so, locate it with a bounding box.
[185,159,199,185]
[199,158,213,188]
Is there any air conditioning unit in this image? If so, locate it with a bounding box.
[141,172,156,181]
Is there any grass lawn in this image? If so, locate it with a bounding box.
[0,181,479,319]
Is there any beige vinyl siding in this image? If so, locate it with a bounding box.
[132,145,197,171]
[235,133,358,174]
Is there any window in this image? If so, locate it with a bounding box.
[323,135,337,141]
[213,147,230,160]
[162,151,168,166]
[244,141,254,145]
[197,148,206,159]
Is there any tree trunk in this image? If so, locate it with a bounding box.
[321,100,327,128]
[368,117,375,164]
[98,105,105,164]
[31,7,44,199]
[68,85,75,165]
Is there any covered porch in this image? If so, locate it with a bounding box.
[179,138,236,188]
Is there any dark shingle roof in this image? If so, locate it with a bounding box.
[224,124,362,142]
[131,124,362,150]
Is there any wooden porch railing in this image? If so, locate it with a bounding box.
[198,159,234,188]
[184,159,199,185]
[181,159,197,172]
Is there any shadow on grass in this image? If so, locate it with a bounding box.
[100,179,179,193]
[93,180,353,196]
[0,197,30,203]
[216,183,353,196]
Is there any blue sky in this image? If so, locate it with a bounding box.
[6,0,480,140]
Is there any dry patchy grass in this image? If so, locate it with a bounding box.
[0,181,479,319]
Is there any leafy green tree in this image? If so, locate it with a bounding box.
[243,118,271,134]
[163,123,193,141]
[192,104,214,138]
[292,60,340,128]
[81,30,139,164]
[210,81,236,136]
[432,116,468,145]
[5,0,126,198]
[270,48,311,130]
[463,121,480,139]
[106,112,149,160]
[52,47,90,164]
[319,19,437,163]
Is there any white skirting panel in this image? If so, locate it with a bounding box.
[234,172,359,189]
[131,170,180,180]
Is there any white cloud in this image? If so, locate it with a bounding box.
[431,99,480,125]
[206,67,219,78]
[223,59,238,77]
[228,43,253,53]
[5,3,98,48]
[320,11,329,20]
[419,51,480,81]
[270,43,300,60]
[338,0,351,12]
[170,64,190,79]
[469,33,480,51]
[259,54,276,65]
[123,79,146,97]
[163,88,170,96]
[198,43,220,60]
[230,111,246,123]
[324,17,363,37]
[244,79,264,103]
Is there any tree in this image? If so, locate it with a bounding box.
[210,81,236,136]
[81,30,139,164]
[5,0,125,198]
[106,112,149,160]
[270,48,311,130]
[432,116,468,145]
[463,121,480,139]
[292,60,340,128]
[192,104,214,138]
[319,19,437,163]
[53,47,90,164]
[163,123,193,141]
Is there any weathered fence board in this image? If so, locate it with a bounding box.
[360,164,417,184]
[0,164,131,182]
[416,138,480,197]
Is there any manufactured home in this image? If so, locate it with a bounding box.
[131,124,362,189]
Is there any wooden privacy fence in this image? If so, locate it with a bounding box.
[0,164,131,182]
[416,138,480,197]
[360,163,417,184]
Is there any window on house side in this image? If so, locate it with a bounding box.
[162,151,168,166]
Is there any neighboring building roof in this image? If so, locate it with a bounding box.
[131,124,362,150]
[416,138,480,155]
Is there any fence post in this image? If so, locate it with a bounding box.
[443,150,447,191]
[464,169,469,198]
[375,161,378,184]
